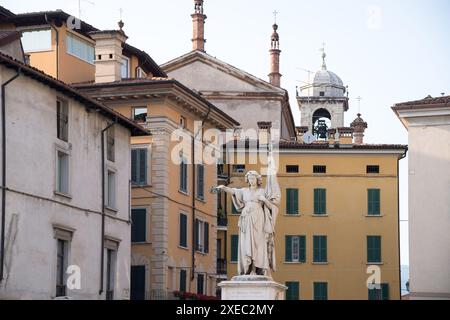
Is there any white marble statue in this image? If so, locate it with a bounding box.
[215,157,280,276]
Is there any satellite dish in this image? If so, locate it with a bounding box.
[303,132,316,144]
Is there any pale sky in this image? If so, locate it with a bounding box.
[4,0,450,266]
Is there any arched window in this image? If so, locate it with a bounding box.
[312,108,331,140]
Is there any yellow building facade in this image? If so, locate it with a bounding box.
[217,140,407,300]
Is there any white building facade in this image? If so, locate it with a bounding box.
[393,95,450,300]
[0,52,147,299]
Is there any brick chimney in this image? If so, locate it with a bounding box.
[257,121,272,146]
[192,0,207,51]
[89,29,128,83]
[350,113,368,145]
[268,23,281,87]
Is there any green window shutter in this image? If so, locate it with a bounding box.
[368,288,377,300]
[179,270,187,292]
[285,236,292,262]
[299,236,306,263]
[286,282,299,300]
[381,283,389,300]
[367,236,381,263]
[179,214,187,247]
[231,235,239,262]
[368,189,380,215]
[194,219,199,251]
[197,164,205,199]
[204,222,209,253]
[286,189,299,214]
[314,236,327,263]
[139,148,147,184]
[131,209,146,243]
[131,149,138,184]
[314,189,326,215]
[231,201,239,214]
[314,282,328,300]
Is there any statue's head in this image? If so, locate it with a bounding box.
[245,170,262,187]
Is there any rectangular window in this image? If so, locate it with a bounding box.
[313,165,326,174]
[107,170,116,209]
[106,249,117,300]
[368,189,381,215]
[231,235,238,262]
[196,164,205,200]
[107,126,115,162]
[56,239,68,297]
[179,213,188,248]
[286,189,299,215]
[367,236,381,263]
[314,189,326,215]
[66,32,94,63]
[367,165,380,174]
[22,29,52,52]
[194,219,209,254]
[57,99,69,142]
[131,209,146,243]
[121,57,129,78]
[136,67,146,78]
[197,274,205,295]
[286,282,300,300]
[132,107,147,122]
[314,282,328,300]
[131,148,148,185]
[56,150,69,195]
[231,201,239,215]
[180,157,188,192]
[180,269,187,292]
[285,235,306,263]
[368,283,389,300]
[180,116,186,129]
[286,165,299,173]
[232,165,246,173]
[313,235,327,263]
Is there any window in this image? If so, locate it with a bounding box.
[230,235,238,262]
[107,126,115,162]
[285,235,306,263]
[180,116,186,129]
[314,282,328,300]
[368,283,389,300]
[57,99,69,142]
[367,165,380,174]
[314,189,326,215]
[231,201,239,215]
[179,213,188,248]
[56,150,69,195]
[131,209,146,243]
[319,91,325,97]
[106,170,116,209]
[121,57,129,78]
[197,274,205,295]
[106,248,117,300]
[286,165,299,173]
[66,32,94,63]
[232,165,246,174]
[56,239,68,297]
[286,189,299,215]
[368,189,381,215]
[313,165,326,173]
[313,235,327,263]
[180,157,188,192]
[286,282,299,300]
[196,164,205,200]
[131,148,148,185]
[195,219,209,253]
[136,67,146,78]
[180,269,187,292]
[132,107,147,122]
[367,236,381,263]
[22,29,51,52]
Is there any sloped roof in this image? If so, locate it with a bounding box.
[0,51,149,136]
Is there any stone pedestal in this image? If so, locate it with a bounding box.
[218,276,287,300]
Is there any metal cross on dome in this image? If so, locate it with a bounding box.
[273,10,278,24]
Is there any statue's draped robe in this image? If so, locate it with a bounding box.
[231,169,280,275]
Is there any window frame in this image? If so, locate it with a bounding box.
[131,208,147,243]
[286,188,299,215]
[131,146,150,186]
[314,188,327,215]
[55,146,71,197]
[21,28,52,53]
[196,163,205,200]
[313,235,327,263]
[367,235,382,263]
[313,282,328,300]
[65,31,95,64]
[368,189,381,216]
[179,212,188,249]
[121,56,130,79]
[106,167,117,210]
[179,156,188,193]
[56,98,69,142]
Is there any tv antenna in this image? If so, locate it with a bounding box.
[78,0,94,19]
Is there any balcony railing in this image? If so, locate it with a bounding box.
[217,258,227,275]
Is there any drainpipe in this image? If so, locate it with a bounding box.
[45,14,59,80]
[191,107,211,285]
[0,69,20,282]
[99,120,116,295]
